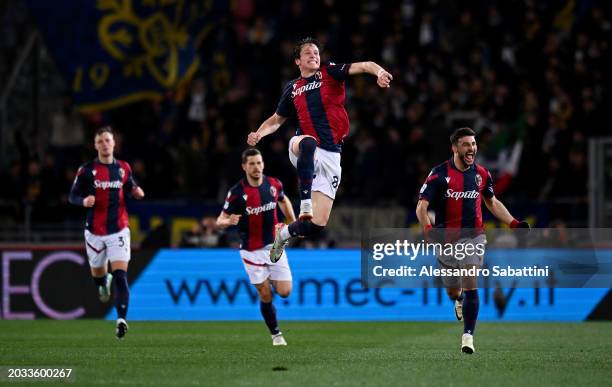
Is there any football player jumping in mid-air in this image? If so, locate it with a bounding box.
[248,37,392,263]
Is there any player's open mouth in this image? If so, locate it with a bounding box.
[465,153,474,163]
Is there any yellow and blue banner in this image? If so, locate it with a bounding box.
[26,0,227,112]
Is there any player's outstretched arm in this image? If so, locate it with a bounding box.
[348,61,393,88]
[216,212,241,230]
[278,196,297,224]
[247,113,287,146]
[483,196,529,228]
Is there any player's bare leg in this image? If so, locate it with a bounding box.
[110,260,130,339]
[310,191,333,226]
[271,134,334,262]
[291,135,317,220]
[460,269,479,354]
[271,280,292,299]
[91,266,112,303]
[256,280,288,345]
[272,192,333,262]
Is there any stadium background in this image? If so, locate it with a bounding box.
[0,0,611,322]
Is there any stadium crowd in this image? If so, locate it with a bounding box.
[0,0,609,227]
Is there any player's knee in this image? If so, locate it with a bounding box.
[90,267,107,278]
[275,284,292,298]
[111,260,129,272]
[257,287,273,303]
[299,136,317,155]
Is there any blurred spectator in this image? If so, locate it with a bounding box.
[1,0,609,229]
[180,216,227,248]
[49,96,85,169]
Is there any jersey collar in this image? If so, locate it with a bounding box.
[242,176,265,188]
[95,157,116,165]
[449,157,474,173]
[300,67,322,80]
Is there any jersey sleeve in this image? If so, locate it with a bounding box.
[484,170,495,199]
[418,170,444,202]
[222,188,244,215]
[275,81,296,118]
[326,63,351,81]
[273,178,285,201]
[122,162,138,193]
[68,165,89,206]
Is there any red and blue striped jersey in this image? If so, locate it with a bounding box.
[69,158,137,235]
[223,176,285,251]
[419,159,494,229]
[276,63,352,153]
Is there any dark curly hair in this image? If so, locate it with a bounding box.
[450,127,476,145]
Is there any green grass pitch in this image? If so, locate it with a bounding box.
[0,321,610,386]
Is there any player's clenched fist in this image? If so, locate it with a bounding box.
[132,186,145,200]
[83,195,95,207]
[247,132,260,146]
[227,214,241,225]
[377,69,393,88]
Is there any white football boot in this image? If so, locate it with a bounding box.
[116,318,128,340]
[270,224,290,263]
[454,299,463,321]
[98,273,113,303]
[272,333,287,346]
[461,333,475,354]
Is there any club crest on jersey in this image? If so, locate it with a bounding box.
[315,71,322,80]
[92,170,97,176]
[270,185,277,197]
[119,168,125,179]
[243,194,248,201]
[475,174,482,187]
